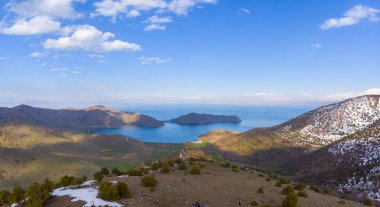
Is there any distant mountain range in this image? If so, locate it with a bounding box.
[0,104,164,129]
[169,112,241,124]
[199,95,380,203]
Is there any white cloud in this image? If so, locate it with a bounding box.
[139,56,171,64]
[40,62,47,67]
[143,15,172,31]
[320,5,379,30]
[311,43,321,49]
[89,54,106,63]
[7,0,80,19]
[51,67,69,72]
[29,51,48,58]
[238,8,250,15]
[0,15,61,35]
[72,70,81,74]
[144,24,166,31]
[93,0,216,20]
[43,25,142,52]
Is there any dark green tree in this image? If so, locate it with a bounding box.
[94,171,104,182]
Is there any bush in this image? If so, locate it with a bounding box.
[26,182,50,207]
[250,200,258,206]
[141,175,157,187]
[94,171,104,182]
[189,166,201,175]
[101,167,110,175]
[43,178,55,192]
[282,192,298,207]
[116,182,131,198]
[258,173,264,177]
[265,178,271,181]
[0,190,10,205]
[126,168,144,176]
[279,178,288,184]
[363,199,373,206]
[263,204,271,207]
[220,162,230,168]
[112,167,121,176]
[232,167,239,173]
[282,185,295,195]
[338,200,346,204]
[275,181,283,187]
[294,183,306,191]
[161,163,171,174]
[258,187,264,193]
[59,175,75,186]
[10,185,25,203]
[178,162,187,170]
[98,182,120,201]
[323,187,332,194]
[151,161,163,171]
[310,185,320,193]
[297,190,308,198]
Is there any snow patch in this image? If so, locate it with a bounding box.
[52,187,122,207]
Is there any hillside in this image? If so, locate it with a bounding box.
[0,124,181,189]
[169,113,241,124]
[3,148,367,207]
[0,105,164,130]
[198,95,380,204]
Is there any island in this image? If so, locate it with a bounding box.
[169,112,241,124]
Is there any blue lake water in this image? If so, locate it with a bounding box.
[92,104,315,143]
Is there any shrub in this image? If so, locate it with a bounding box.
[161,163,171,174]
[112,167,121,176]
[126,168,144,176]
[250,200,258,206]
[282,185,295,195]
[0,190,10,205]
[189,166,201,175]
[98,182,120,201]
[10,185,25,203]
[338,200,346,204]
[279,178,288,184]
[363,199,373,206]
[220,162,230,168]
[232,168,239,173]
[265,178,271,181]
[282,192,298,207]
[101,167,110,175]
[323,187,332,194]
[257,187,264,193]
[116,182,131,198]
[294,183,306,191]
[310,185,320,193]
[141,175,157,187]
[26,182,50,207]
[297,190,308,198]
[178,162,187,170]
[43,178,55,192]
[275,181,283,187]
[258,174,264,177]
[263,204,271,207]
[94,171,104,182]
[59,175,75,186]
[151,161,163,171]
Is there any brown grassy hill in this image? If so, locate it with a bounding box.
[0,124,181,189]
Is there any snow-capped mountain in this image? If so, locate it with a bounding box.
[276,95,380,147]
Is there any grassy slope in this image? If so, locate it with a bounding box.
[45,159,365,207]
[0,124,182,189]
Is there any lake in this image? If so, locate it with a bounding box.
[92,104,315,143]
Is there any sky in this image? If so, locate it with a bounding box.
[0,0,379,107]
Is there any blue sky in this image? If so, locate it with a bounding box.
[0,0,379,107]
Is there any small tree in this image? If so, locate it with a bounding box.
[116,182,131,198]
[189,166,201,175]
[101,167,110,175]
[282,192,298,207]
[282,185,295,195]
[26,182,50,207]
[161,163,171,174]
[112,167,121,176]
[43,178,55,192]
[258,187,264,193]
[0,190,10,205]
[98,182,120,201]
[178,162,187,170]
[141,175,157,187]
[94,171,104,182]
[10,185,25,203]
[59,175,75,187]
